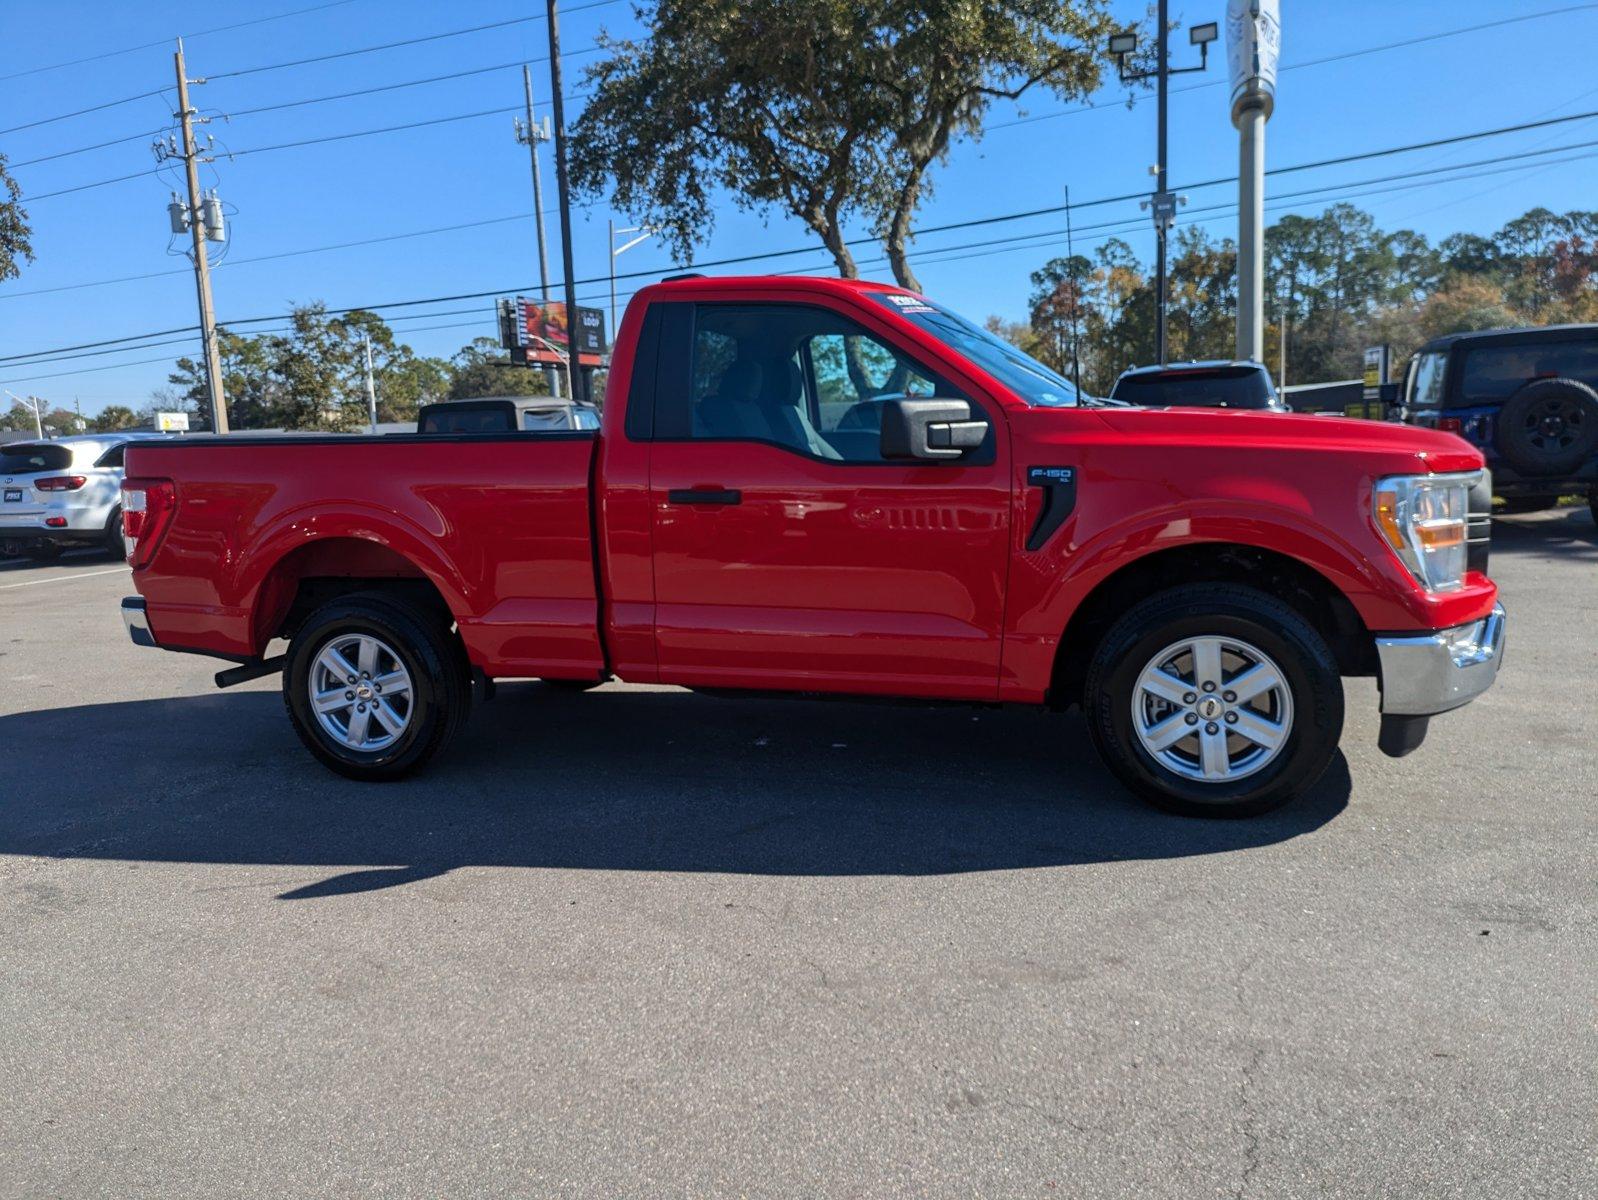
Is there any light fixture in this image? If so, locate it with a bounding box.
[1108,31,1138,56]
[1190,22,1219,46]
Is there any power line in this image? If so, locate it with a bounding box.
[208,0,622,80]
[2,0,616,137]
[988,2,1598,134]
[8,114,1598,365]
[0,89,170,138]
[227,54,589,120]
[0,0,367,83]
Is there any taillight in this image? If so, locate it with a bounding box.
[121,478,176,567]
[35,475,87,491]
[1437,417,1463,434]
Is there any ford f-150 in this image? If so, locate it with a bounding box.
[119,275,1505,816]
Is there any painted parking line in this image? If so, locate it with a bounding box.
[0,567,128,590]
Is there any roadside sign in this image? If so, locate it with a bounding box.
[154,411,189,432]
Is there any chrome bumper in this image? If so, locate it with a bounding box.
[121,596,158,648]
[1376,602,1506,716]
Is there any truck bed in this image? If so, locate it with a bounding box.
[125,433,605,678]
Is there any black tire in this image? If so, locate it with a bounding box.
[1083,583,1344,818]
[283,593,472,781]
[1496,494,1558,515]
[103,507,124,558]
[1589,487,1598,529]
[1496,377,1598,477]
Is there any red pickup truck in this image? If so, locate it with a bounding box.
[120,275,1505,816]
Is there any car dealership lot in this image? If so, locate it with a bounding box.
[0,514,1593,1198]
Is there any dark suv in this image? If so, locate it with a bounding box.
[1109,361,1288,411]
[1401,324,1598,517]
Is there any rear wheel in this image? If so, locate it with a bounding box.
[1084,584,1343,818]
[283,594,471,781]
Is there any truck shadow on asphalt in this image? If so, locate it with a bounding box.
[0,685,1350,898]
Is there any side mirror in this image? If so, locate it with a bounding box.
[879,398,987,461]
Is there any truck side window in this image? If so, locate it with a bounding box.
[673,303,965,464]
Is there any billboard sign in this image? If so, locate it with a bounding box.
[502,298,608,366]
[154,411,190,432]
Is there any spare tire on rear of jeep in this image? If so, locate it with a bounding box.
[1497,377,1598,476]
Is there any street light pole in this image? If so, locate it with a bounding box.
[608,223,656,344]
[4,390,43,439]
[1108,12,1217,367]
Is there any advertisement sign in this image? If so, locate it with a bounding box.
[154,411,189,432]
[502,298,608,366]
[1226,0,1279,121]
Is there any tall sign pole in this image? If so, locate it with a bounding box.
[545,0,587,404]
[1228,0,1279,364]
[173,39,228,433]
[516,64,557,394]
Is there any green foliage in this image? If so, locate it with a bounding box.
[447,338,554,400]
[167,306,456,430]
[570,1,1114,287]
[91,405,140,432]
[1012,204,1598,394]
[0,153,33,283]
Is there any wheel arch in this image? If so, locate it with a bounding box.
[250,535,460,652]
[1049,541,1374,710]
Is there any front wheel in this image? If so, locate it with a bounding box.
[283,594,471,781]
[1083,584,1344,818]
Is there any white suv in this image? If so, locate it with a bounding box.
[0,434,167,560]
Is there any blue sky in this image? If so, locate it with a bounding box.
[4,0,1598,414]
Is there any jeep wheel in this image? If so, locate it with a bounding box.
[1497,377,1598,477]
[1084,584,1344,818]
[283,594,471,781]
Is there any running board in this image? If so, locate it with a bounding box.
[214,655,286,689]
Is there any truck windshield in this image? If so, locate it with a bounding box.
[870,292,1082,407]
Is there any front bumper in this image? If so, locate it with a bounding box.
[121,596,158,648]
[1376,601,1506,716]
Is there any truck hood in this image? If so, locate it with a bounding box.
[1079,406,1484,474]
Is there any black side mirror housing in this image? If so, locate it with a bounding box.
[879,398,987,461]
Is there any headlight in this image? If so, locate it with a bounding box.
[1373,473,1477,593]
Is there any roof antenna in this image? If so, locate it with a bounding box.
[1065,184,1083,398]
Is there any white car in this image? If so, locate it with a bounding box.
[0,434,168,560]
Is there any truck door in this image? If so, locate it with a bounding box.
[643,300,1011,701]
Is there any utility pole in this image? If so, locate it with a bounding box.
[515,64,558,395]
[172,39,228,433]
[1108,11,1217,367]
[545,0,586,405]
[362,332,378,434]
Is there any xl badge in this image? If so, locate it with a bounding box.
[1025,466,1077,551]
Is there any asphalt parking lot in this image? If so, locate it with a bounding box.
[0,509,1593,1199]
